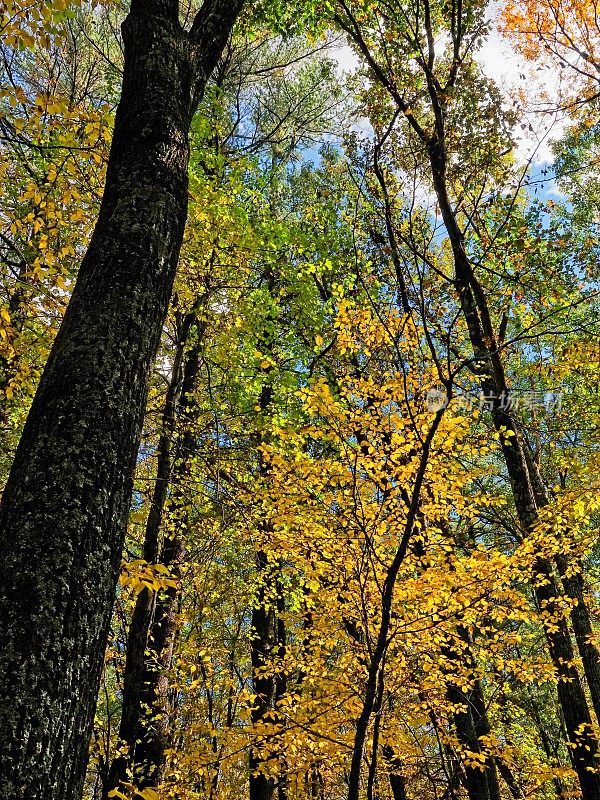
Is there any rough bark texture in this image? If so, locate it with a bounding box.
[561,565,600,722]
[0,2,243,798]
[525,434,600,728]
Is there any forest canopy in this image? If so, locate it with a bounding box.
[1,1,600,799]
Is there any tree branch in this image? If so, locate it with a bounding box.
[188,0,245,106]
[190,0,244,45]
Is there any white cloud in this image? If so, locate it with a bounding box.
[333,43,361,76]
[476,4,567,165]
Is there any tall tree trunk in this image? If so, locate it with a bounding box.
[559,564,600,722]
[523,425,600,725]
[249,245,288,800]
[249,549,278,800]
[495,758,525,799]
[447,681,495,800]
[469,664,501,800]
[346,412,445,800]
[533,709,568,800]
[249,404,288,800]
[0,2,243,798]
[249,552,288,799]
[444,647,500,800]
[440,578,500,800]
[103,309,205,797]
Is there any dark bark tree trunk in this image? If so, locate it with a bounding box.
[444,646,499,800]
[469,670,501,800]
[382,746,408,800]
[0,255,29,410]
[447,682,494,800]
[439,596,500,800]
[491,689,526,799]
[248,252,288,800]
[249,447,287,800]
[0,2,243,798]
[560,564,600,723]
[495,758,525,799]
[534,711,568,800]
[102,309,205,797]
[249,551,278,800]
[249,551,287,800]
[523,429,600,728]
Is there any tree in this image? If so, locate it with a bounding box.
[313,0,600,794]
[5,2,600,799]
[0,1,244,798]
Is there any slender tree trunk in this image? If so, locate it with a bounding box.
[444,657,500,800]
[249,551,278,800]
[125,529,185,783]
[0,3,242,798]
[347,413,445,800]
[440,601,500,800]
[447,682,494,800]
[491,689,526,799]
[534,713,568,800]
[249,471,287,800]
[382,746,408,800]
[249,249,288,800]
[307,765,326,800]
[495,758,525,799]
[0,256,29,408]
[469,670,501,800]
[249,534,288,798]
[416,689,462,800]
[103,310,204,797]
